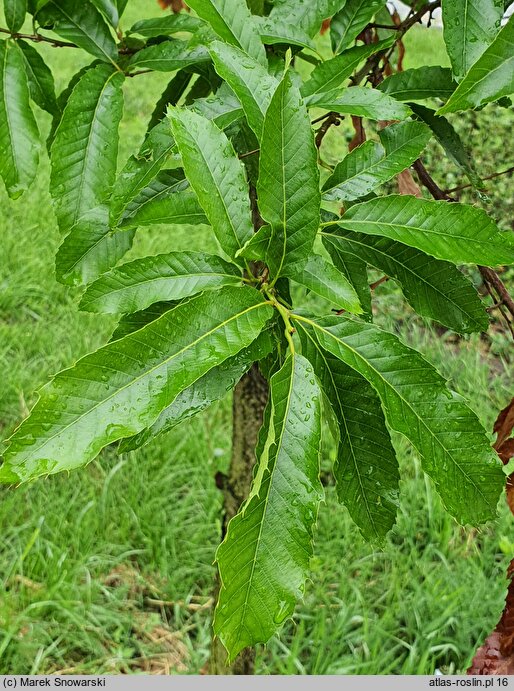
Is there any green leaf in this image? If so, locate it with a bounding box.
[127,40,209,73]
[189,84,244,128]
[79,251,243,314]
[438,15,514,114]
[301,37,394,99]
[90,0,120,27]
[18,40,58,116]
[119,326,276,452]
[50,62,124,233]
[169,107,254,262]
[0,287,274,484]
[323,229,489,333]
[297,321,399,542]
[378,67,457,101]
[4,0,27,32]
[292,254,362,313]
[237,224,272,261]
[337,195,514,266]
[147,70,193,131]
[36,0,118,64]
[0,40,40,199]
[293,314,503,525]
[209,41,277,139]
[110,301,176,342]
[331,0,386,54]
[323,233,372,320]
[307,85,412,120]
[118,170,208,229]
[409,103,483,190]
[55,212,135,286]
[257,18,316,50]
[442,0,503,80]
[257,73,320,279]
[47,63,95,154]
[128,14,204,37]
[214,353,323,662]
[186,0,267,66]
[323,121,432,202]
[268,0,346,38]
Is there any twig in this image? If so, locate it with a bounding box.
[315,112,341,148]
[370,275,389,291]
[0,26,77,48]
[412,159,453,201]
[444,165,514,194]
[239,148,260,160]
[479,266,514,324]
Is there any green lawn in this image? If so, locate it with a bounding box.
[1,6,514,675]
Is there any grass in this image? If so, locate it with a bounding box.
[0,4,514,675]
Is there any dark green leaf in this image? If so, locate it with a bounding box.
[378,67,457,101]
[147,70,193,131]
[438,15,514,114]
[127,40,209,73]
[18,39,58,115]
[307,85,412,120]
[4,0,27,32]
[90,0,119,27]
[110,301,177,342]
[0,287,274,483]
[293,314,503,525]
[442,0,503,80]
[257,73,320,279]
[292,254,362,313]
[214,353,323,662]
[323,229,489,333]
[323,120,432,202]
[297,320,399,542]
[186,0,267,65]
[331,0,386,54]
[323,234,372,320]
[0,40,40,199]
[338,195,514,266]
[169,107,254,262]
[36,0,118,64]
[128,14,204,37]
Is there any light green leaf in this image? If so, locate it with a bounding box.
[331,0,386,54]
[378,67,457,101]
[269,0,346,38]
[50,62,124,233]
[301,37,394,98]
[337,195,514,266]
[257,18,316,50]
[257,73,320,279]
[0,287,274,484]
[128,14,204,37]
[214,353,323,662]
[323,229,489,333]
[209,41,277,139]
[0,40,40,199]
[297,321,399,542]
[293,314,503,525]
[119,326,276,452]
[438,15,514,114]
[442,0,503,80]
[18,40,59,116]
[36,0,118,64]
[292,254,362,313]
[189,85,244,128]
[127,40,209,73]
[323,234,372,320]
[5,0,27,32]
[169,107,254,262]
[186,0,267,66]
[237,224,272,261]
[80,251,243,314]
[323,121,432,202]
[307,85,412,120]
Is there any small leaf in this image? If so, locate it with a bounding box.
[90,0,120,27]
[110,301,176,342]
[4,0,27,32]
[257,73,320,279]
[189,84,244,128]
[214,353,323,662]
[323,234,372,320]
[169,107,254,262]
[186,0,267,66]
[378,66,457,101]
[128,14,204,37]
[0,40,40,199]
[438,15,514,114]
[338,195,514,266]
[330,0,386,54]
[323,229,490,333]
[323,120,432,202]
[442,0,503,80]
[36,0,118,64]
[18,40,59,115]
[294,314,503,525]
[147,70,193,131]
[80,251,243,314]
[308,85,412,121]
[209,41,277,139]
[257,18,315,50]
[301,37,394,99]
[237,224,272,261]
[127,40,209,72]
[269,0,346,38]
[297,320,399,542]
[292,254,362,313]
[0,287,274,483]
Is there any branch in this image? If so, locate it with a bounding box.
[412,159,453,201]
[0,26,77,48]
[315,112,341,148]
[444,165,514,194]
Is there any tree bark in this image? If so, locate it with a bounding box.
[209,363,269,675]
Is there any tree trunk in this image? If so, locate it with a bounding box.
[209,363,269,675]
